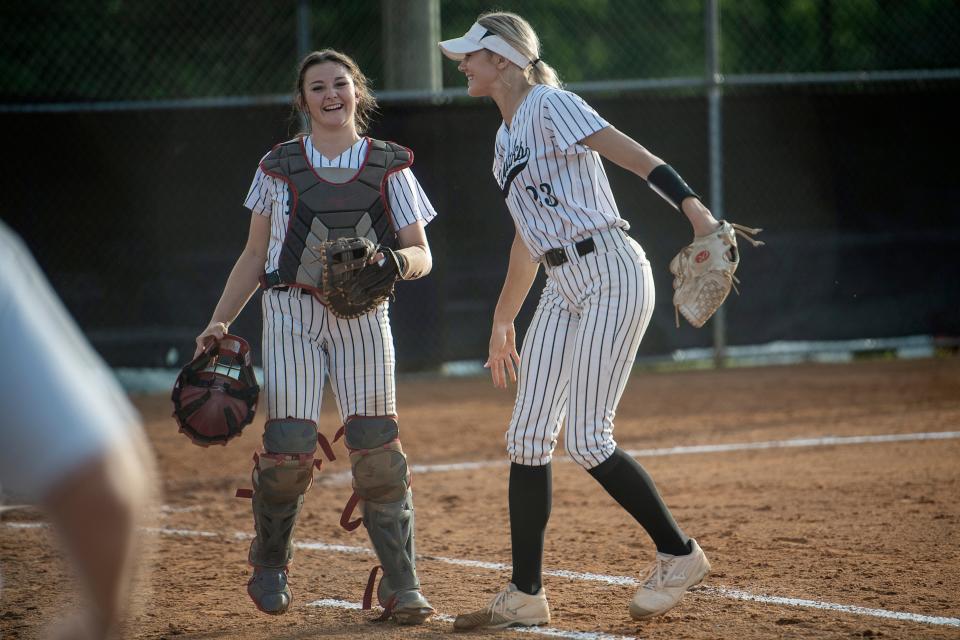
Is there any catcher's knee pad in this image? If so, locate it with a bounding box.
[344,415,409,504]
[254,418,319,503]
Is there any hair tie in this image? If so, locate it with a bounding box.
[530,58,541,67]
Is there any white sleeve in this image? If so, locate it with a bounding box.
[387,167,437,230]
[243,163,276,217]
[542,90,610,153]
[0,225,141,502]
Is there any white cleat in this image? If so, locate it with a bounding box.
[453,583,550,631]
[629,539,711,620]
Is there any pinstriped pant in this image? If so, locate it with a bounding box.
[507,228,655,469]
[260,287,396,424]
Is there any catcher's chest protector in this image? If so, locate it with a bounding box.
[261,137,413,288]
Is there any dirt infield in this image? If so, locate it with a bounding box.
[3,357,960,639]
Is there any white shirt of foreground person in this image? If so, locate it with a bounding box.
[0,219,140,503]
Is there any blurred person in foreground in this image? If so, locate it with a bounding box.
[0,219,156,639]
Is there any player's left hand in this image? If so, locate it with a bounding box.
[485,321,521,389]
[669,220,763,328]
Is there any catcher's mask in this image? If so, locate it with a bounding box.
[171,334,260,447]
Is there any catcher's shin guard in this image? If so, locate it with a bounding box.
[247,418,319,614]
[344,416,433,624]
[364,490,433,623]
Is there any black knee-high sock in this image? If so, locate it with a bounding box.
[588,448,690,556]
[509,462,551,595]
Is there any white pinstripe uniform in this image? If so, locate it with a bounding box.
[244,136,437,425]
[494,84,655,469]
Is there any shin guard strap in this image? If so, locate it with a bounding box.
[362,565,381,610]
[340,491,363,531]
[317,432,337,461]
[361,565,396,621]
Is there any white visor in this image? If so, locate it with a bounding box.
[438,22,532,69]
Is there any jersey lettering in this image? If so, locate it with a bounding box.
[498,140,530,197]
[492,85,627,260]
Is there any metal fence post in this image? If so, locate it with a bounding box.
[296,0,311,61]
[296,0,312,131]
[707,0,727,367]
[381,0,441,91]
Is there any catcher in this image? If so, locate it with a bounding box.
[192,49,436,624]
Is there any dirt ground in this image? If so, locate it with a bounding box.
[2,357,960,639]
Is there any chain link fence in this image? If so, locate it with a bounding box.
[723,0,960,74]
[2,0,958,370]
[5,1,958,104]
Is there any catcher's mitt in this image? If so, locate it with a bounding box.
[669,221,764,328]
[171,334,259,446]
[318,237,406,319]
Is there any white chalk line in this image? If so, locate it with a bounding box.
[13,430,960,522]
[314,430,960,485]
[307,598,635,640]
[628,430,960,458]
[0,505,31,513]
[702,587,960,627]
[158,504,204,514]
[9,431,959,629]
[4,522,629,639]
[67,525,960,629]
[5,504,211,518]
[141,526,219,538]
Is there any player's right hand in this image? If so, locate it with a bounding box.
[485,321,521,389]
[193,322,229,358]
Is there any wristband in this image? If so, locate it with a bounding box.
[647,164,699,211]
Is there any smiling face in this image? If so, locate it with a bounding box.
[300,61,359,134]
[458,50,501,97]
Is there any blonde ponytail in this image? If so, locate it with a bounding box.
[527,60,562,88]
[478,12,563,88]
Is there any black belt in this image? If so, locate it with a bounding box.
[542,238,595,267]
[259,271,288,292]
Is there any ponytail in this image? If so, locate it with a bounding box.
[479,12,563,88]
[527,59,562,88]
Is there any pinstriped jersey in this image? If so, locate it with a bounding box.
[493,84,628,261]
[244,136,437,273]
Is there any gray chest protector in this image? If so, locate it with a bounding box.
[260,137,413,290]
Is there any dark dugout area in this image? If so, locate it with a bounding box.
[3,83,958,369]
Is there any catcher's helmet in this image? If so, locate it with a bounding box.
[171,334,259,446]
